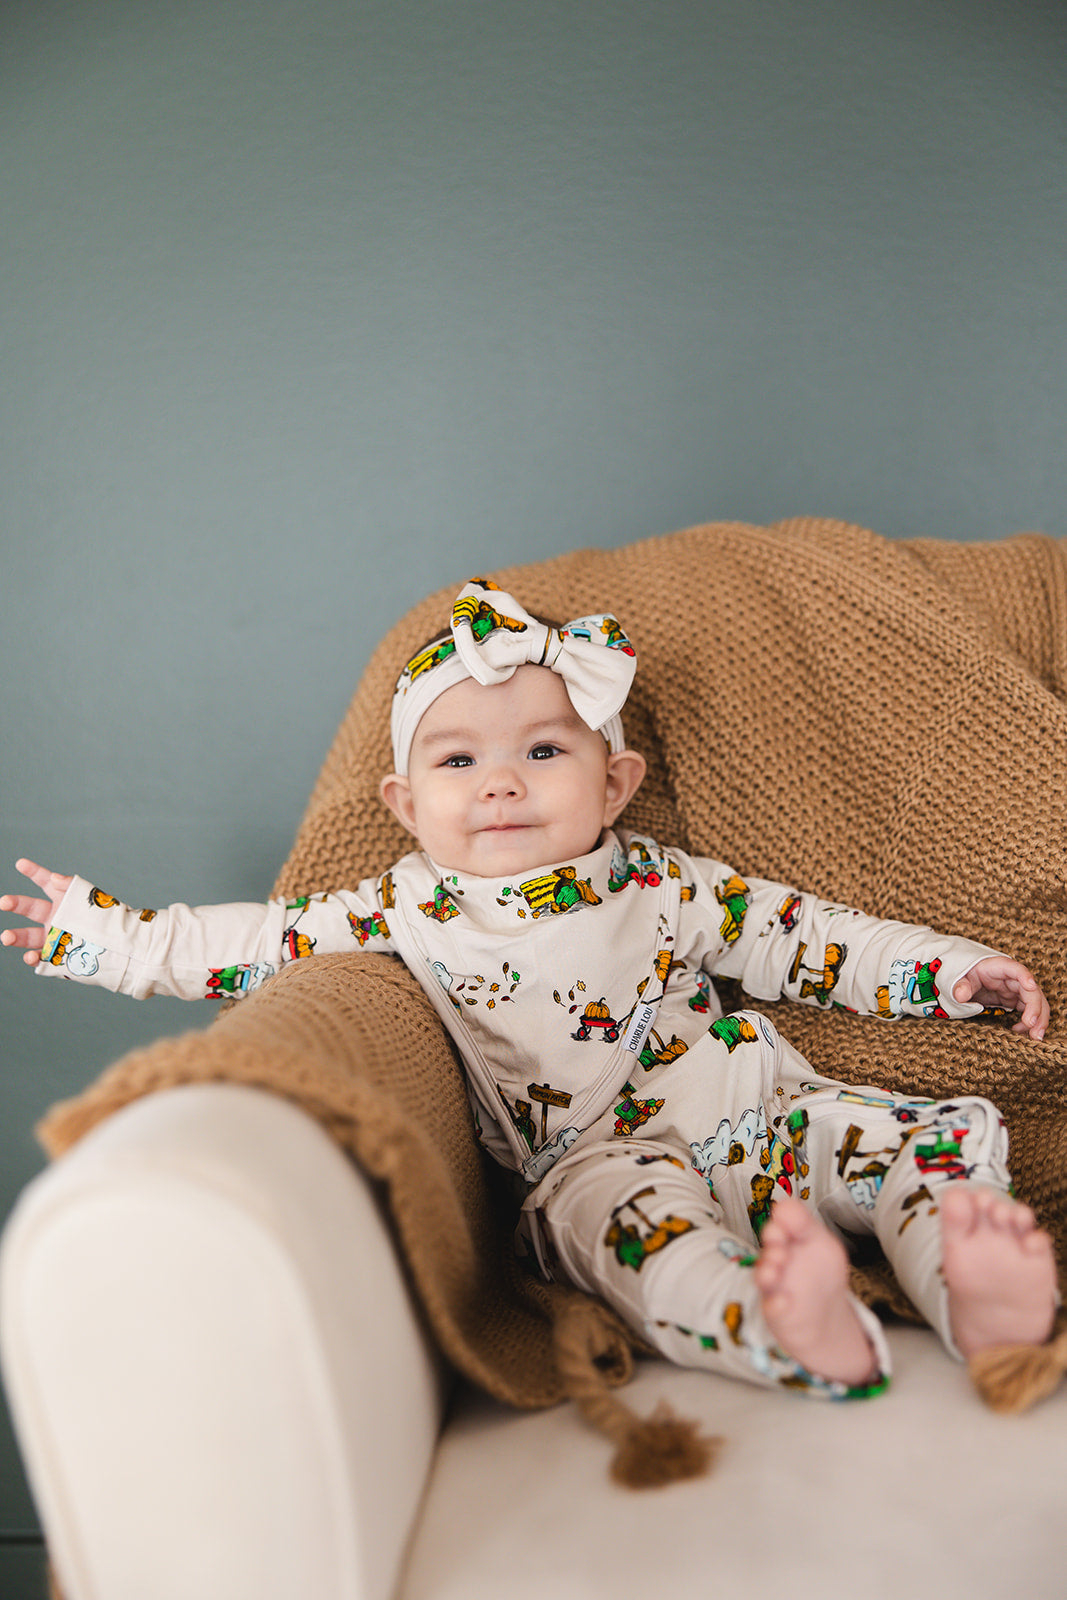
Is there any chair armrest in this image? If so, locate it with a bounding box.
[1,1083,448,1600]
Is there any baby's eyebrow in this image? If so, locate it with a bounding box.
[416,714,583,751]
[519,715,585,737]
[415,726,478,751]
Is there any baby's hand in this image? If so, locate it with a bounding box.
[0,859,74,967]
[953,957,1049,1041]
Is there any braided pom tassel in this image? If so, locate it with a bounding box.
[552,1298,720,1486]
[968,1311,1067,1414]
[606,1401,718,1488]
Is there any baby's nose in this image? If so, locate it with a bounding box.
[480,762,525,798]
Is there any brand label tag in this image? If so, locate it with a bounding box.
[624,1002,658,1054]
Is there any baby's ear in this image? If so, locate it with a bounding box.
[379,774,418,836]
[603,748,647,825]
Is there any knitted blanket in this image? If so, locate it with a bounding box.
[39,518,1067,1421]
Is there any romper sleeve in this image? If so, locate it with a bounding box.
[34,873,398,1001]
[684,856,1000,1021]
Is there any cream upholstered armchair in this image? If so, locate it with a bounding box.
[3,522,1067,1600]
[3,1081,1067,1600]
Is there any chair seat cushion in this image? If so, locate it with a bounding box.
[401,1324,1067,1600]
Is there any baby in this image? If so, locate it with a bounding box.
[3,577,1057,1399]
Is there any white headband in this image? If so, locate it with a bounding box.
[390,577,637,774]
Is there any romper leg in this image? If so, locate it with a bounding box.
[786,1084,1014,1356]
[535,1140,890,1396]
[868,1095,1014,1354]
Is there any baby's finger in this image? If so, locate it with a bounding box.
[1,926,46,952]
[15,858,51,889]
[1017,992,1050,1040]
[1006,984,1047,1037]
[0,892,55,924]
[14,859,71,900]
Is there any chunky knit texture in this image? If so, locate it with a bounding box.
[39,519,1067,1438]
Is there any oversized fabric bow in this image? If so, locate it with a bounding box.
[390,577,637,773]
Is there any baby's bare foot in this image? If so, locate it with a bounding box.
[941,1187,1058,1358]
[753,1197,879,1387]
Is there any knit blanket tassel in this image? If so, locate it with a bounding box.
[969,1309,1067,1413]
[551,1299,720,1487]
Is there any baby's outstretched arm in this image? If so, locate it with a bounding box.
[953,956,1049,1041]
[2,860,398,1001]
[0,859,73,966]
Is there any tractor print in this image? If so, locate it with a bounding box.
[913,1125,973,1182]
[562,613,635,654]
[206,961,275,1000]
[834,1089,928,1124]
[608,838,663,892]
[880,955,948,1019]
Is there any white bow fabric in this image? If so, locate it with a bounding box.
[390,578,637,773]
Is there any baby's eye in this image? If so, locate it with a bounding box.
[442,753,475,768]
[528,743,561,761]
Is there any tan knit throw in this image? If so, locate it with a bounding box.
[38,519,1067,1480]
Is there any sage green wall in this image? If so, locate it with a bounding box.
[3,0,1065,1578]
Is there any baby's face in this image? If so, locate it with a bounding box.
[381,666,643,877]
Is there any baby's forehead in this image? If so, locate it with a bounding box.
[411,666,582,746]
